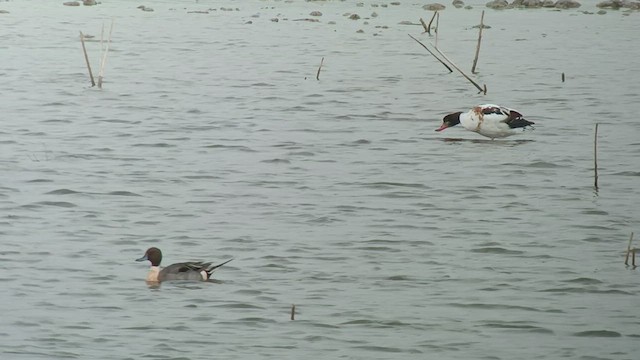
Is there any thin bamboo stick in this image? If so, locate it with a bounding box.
[408,34,453,73]
[79,31,96,87]
[471,10,485,74]
[97,19,114,89]
[594,123,599,190]
[434,12,440,48]
[432,43,486,93]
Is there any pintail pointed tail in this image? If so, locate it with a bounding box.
[205,258,234,278]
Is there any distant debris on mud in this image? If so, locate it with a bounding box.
[485,0,584,8]
[423,3,446,11]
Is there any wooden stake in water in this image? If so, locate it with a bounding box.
[594,123,599,190]
[471,10,485,74]
[79,31,96,87]
[408,34,452,73]
[290,304,296,320]
[562,72,565,82]
[97,19,114,89]
[316,57,324,81]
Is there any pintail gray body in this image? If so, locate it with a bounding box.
[136,247,232,283]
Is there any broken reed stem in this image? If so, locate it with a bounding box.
[432,43,486,93]
[97,19,114,89]
[625,232,634,265]
[290,304,296,320]
[419,18,429,34]
[316,57,324,81]
[408,34,452,73]
[79,31,96,87]
[594,123,599,190]
[471,10,485,74]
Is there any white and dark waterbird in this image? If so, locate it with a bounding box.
[436,104,535,139]
[136,247,233,283]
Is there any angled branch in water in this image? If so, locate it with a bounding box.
[431,43,486,94]
[79,31,95,87]
[316,57,324,81]
[408,34,452,73]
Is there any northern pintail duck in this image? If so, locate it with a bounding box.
[136,247,233,283]
[436,104,535,139]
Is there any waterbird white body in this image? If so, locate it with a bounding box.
[436,104,535,139]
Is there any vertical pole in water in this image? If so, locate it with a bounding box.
[434,11,440,48]
[471,10,485,74]
[290,304,296,320]
[594,123,599,191]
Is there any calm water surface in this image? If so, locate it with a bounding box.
[1,1,639,359]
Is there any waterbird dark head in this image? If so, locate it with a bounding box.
[436,112,462,132]
[136,247,162,266]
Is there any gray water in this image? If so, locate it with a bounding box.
[1,1,640,359]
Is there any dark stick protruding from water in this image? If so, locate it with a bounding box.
[79,31,96,87]
[291,304,296,320]
[316,57,324,81]
[625,232,635,267]
[594,123,599,191]
[471,10,485,74]
[408,34,452,73]
[562,72,565,82]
